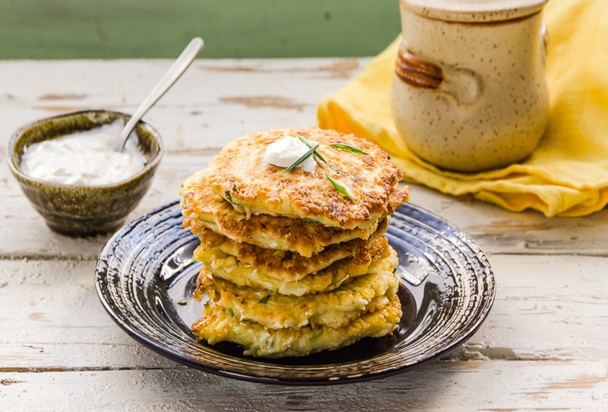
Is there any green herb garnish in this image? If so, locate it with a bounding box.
[302,217,320,224]
[226,308,235,317]
[309,330,323,343]
[224,191,237,205]
[249,345,261,357]
[281,142,320,174]
[259,295,271,304]
[326,174,353,200]
[331,143,368,155]
[297,135,328,165]
[224,181,239,205]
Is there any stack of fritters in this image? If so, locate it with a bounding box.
[180,127,409,358]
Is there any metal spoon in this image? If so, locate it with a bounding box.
[114,37,204,152]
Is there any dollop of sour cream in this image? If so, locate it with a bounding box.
[263,136,316,173]
[20,121,147,186]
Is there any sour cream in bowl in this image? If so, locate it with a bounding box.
[20,120,147,186]
[6,110,163,236]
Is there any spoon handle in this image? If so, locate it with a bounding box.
[114,37,204,152]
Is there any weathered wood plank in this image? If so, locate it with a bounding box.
[0,155,218,259]
[2,154,608,258]
[1,58,607,410]
[1,255,606,371]
[411,184,608,256]
[1,360,606,411]
[0,59,364,151]
[0,58,358,257]
[2,60,606,259]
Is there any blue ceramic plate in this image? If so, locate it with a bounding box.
[95,200,495,385]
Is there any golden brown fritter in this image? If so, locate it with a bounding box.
[180,176,386,257]
[196,246,399,329]
[192,222,388,280]
[192,293,402,358]
[202,127,409,230]
[193,236,391,296]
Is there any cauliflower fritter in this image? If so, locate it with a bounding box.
[202,127,409,230]
[193,224,388,280]
[181,178,387,257]
[195,246,399,329]
[193,236,391,296]
[192,294,402,358]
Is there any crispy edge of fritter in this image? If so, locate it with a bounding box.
[191,293,402,358]
[203,127,409,230]
[180,172,387,257]
[193,237,391,296]
[192,222,388,280]
[200,246,399,329]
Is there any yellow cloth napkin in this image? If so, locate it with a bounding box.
[317,0,608,217]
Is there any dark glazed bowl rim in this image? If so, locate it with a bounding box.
[6,109,164,189]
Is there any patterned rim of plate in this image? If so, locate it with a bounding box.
[95,200,495,385]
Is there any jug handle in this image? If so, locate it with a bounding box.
[395,49,483,106]
[395,50,443,89]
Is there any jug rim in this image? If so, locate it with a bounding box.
[401,0,548,23]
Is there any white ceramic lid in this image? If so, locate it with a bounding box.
[402,0,548,22]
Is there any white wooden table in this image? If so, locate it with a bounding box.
[1,58,607,411]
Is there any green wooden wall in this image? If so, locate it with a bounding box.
[0,0,401,59]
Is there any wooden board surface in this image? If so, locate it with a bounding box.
[2,361,607,411]
[1,58,607,410]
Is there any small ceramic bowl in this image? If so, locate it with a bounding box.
[6,110,163,236]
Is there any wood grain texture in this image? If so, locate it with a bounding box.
[2,60,607,258]
[1,361,607,411]
[0,254,606,372]
[1,58,607,410]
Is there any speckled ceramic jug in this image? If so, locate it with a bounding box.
[391,0,549,172]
